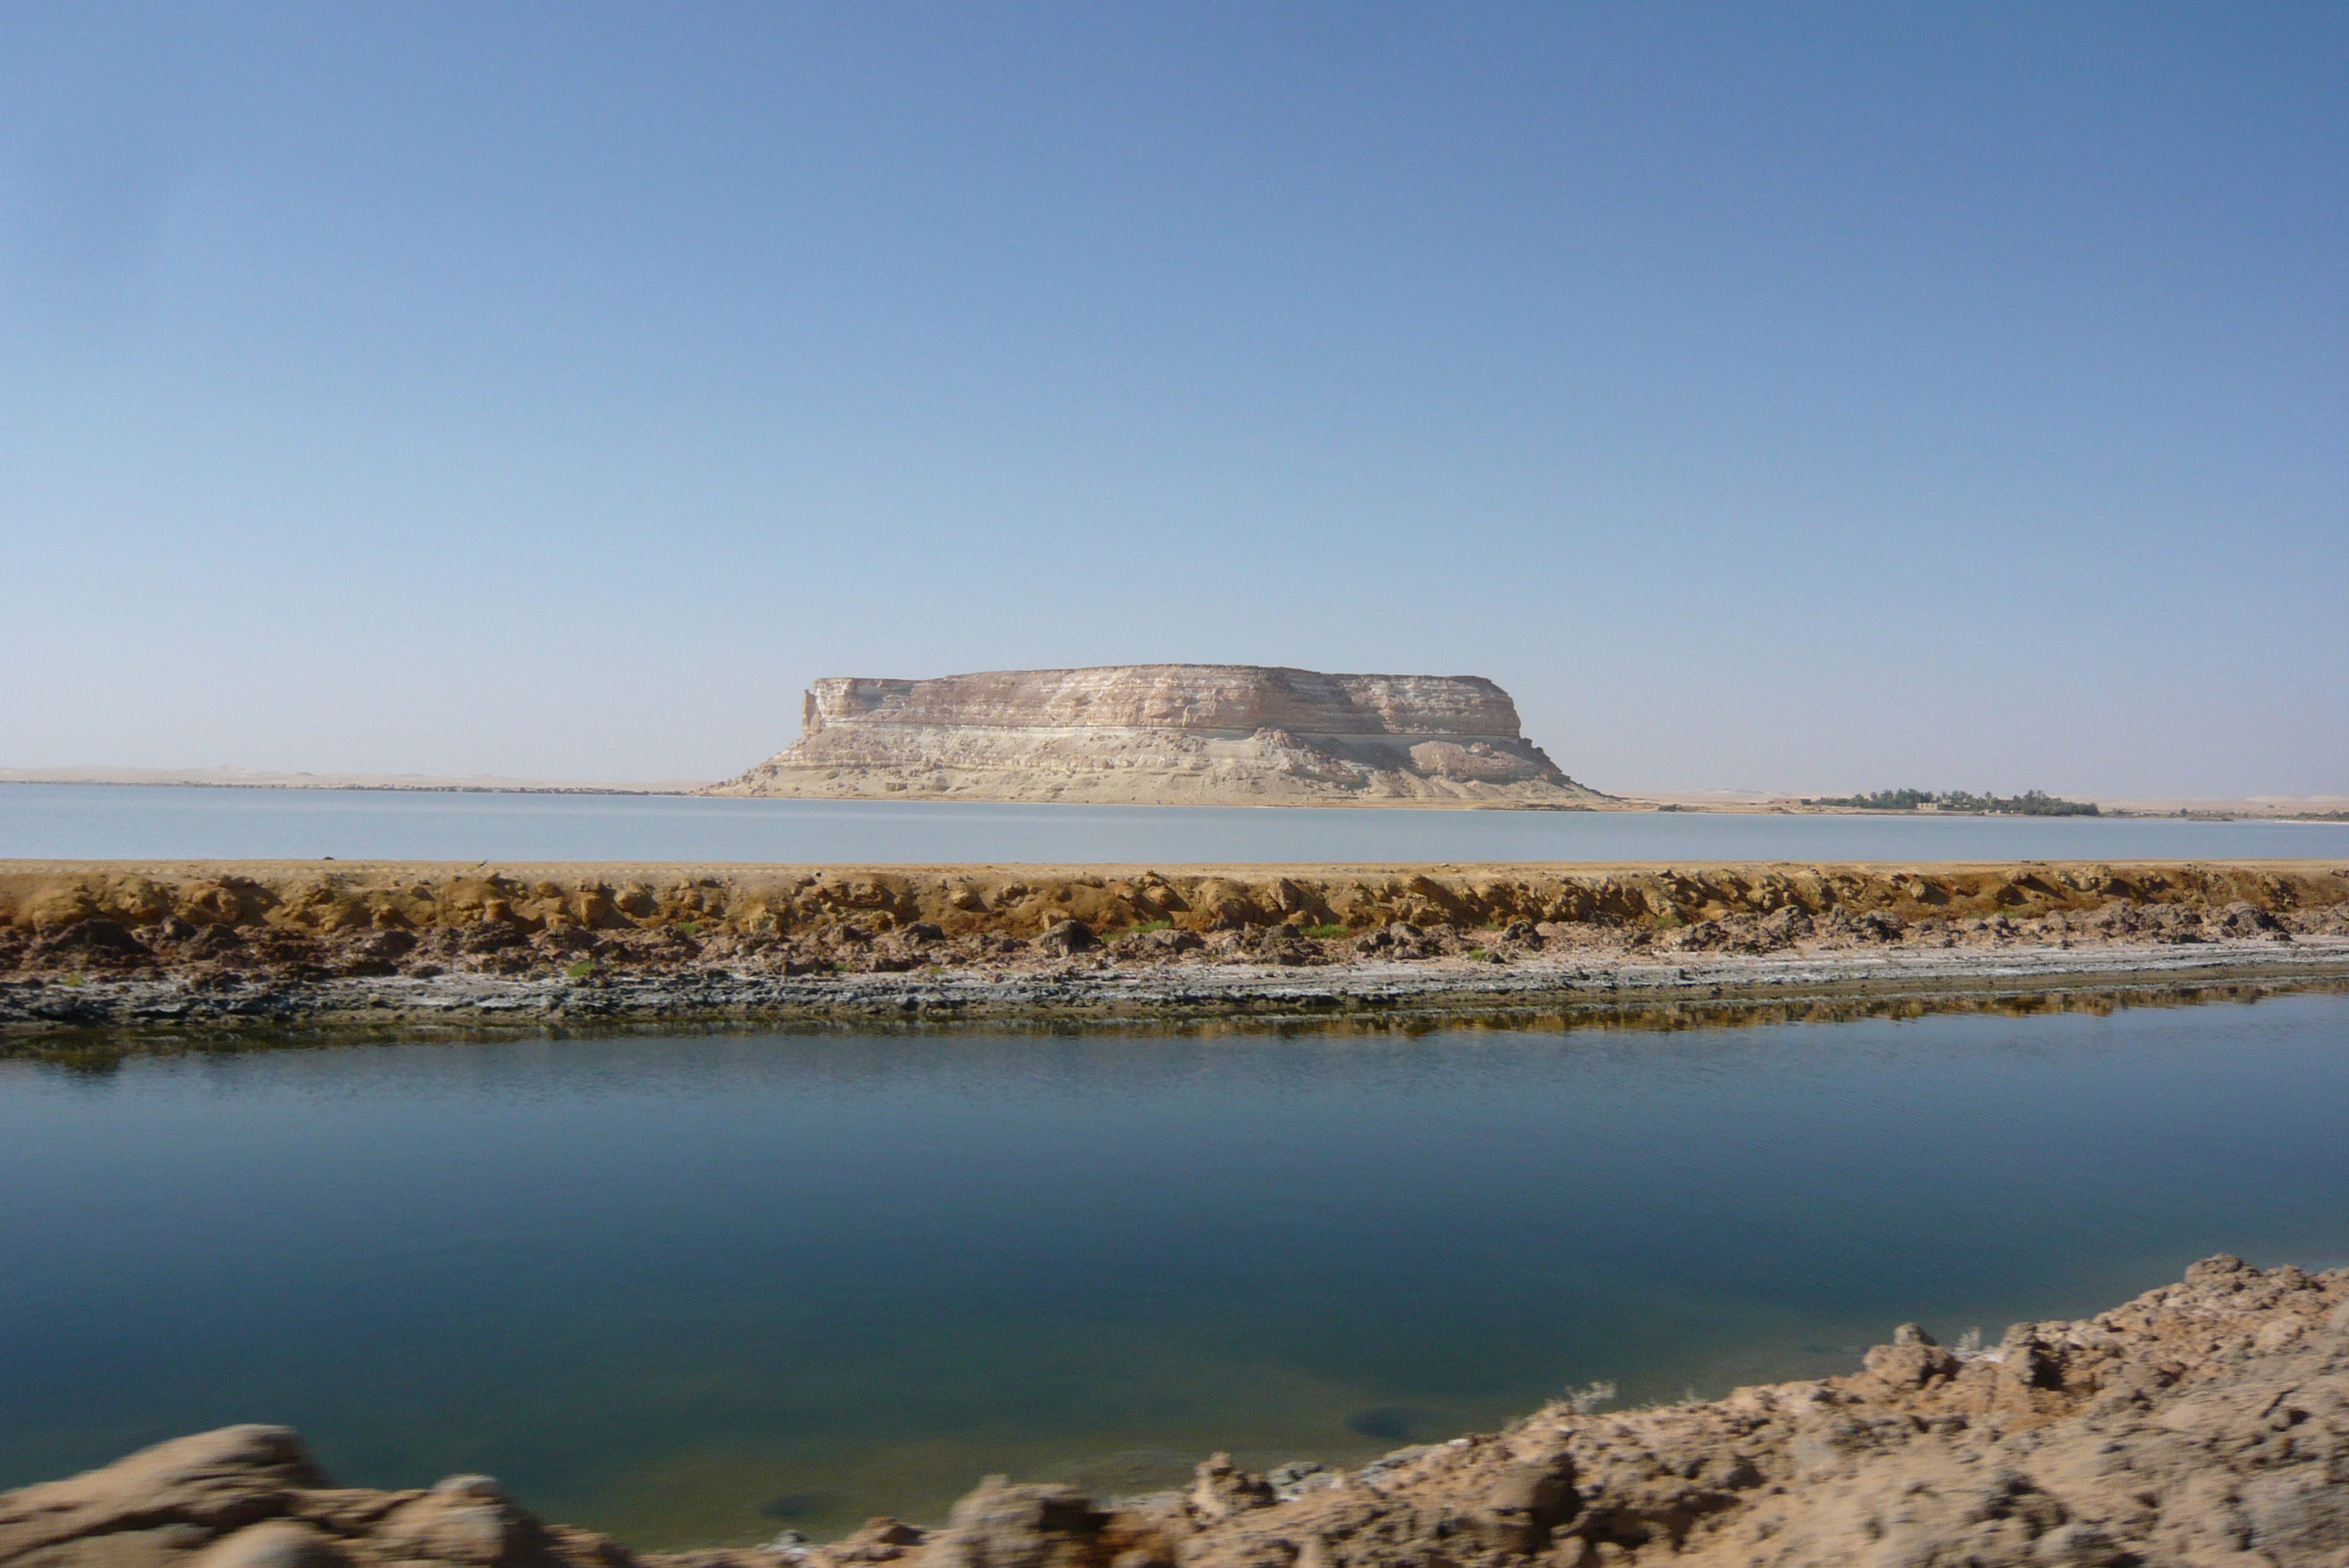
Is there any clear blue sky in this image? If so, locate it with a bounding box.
[4,3,2343,796]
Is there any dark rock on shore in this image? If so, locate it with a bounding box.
[1035,920,1097,957]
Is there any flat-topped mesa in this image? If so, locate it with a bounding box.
[710,664,1608,807]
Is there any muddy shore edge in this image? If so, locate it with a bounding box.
[5,858,2347,1036]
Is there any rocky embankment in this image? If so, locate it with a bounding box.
[706,666,1606,806]
[7,1256,2346,1568]
[4,860,2347,1034]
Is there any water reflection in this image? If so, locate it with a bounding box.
[1,988,2344,1547]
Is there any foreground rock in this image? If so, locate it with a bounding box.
[704,666,1607,806]
[6,1258,2344,1568]
[5,860,2347,1035]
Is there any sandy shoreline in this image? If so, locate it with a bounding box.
[9,774,2348,819]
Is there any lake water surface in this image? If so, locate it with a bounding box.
[3,993,2346,1546]
[5,783,2347,862]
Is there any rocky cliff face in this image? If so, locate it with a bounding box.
[710,666,1604,806]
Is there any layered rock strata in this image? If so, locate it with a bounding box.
[6,1256,2346,1568]
[705,666,1606,806]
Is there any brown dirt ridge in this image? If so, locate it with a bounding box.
[8,859,2346,944]
[4,860,2347,1037]
[6,1255,2347,1568]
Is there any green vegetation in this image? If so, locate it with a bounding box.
[1804,788,2099,817]
[1301,923,1348,940]
[1105,918,1174,942]
[673,919,703,936]
[564,958,595,980]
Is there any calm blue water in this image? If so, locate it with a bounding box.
[2,994,2345,1546]
[4,783,2346,862]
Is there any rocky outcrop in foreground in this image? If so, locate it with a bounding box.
[6,1258,2345,1568]
[706,666,1606,806]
